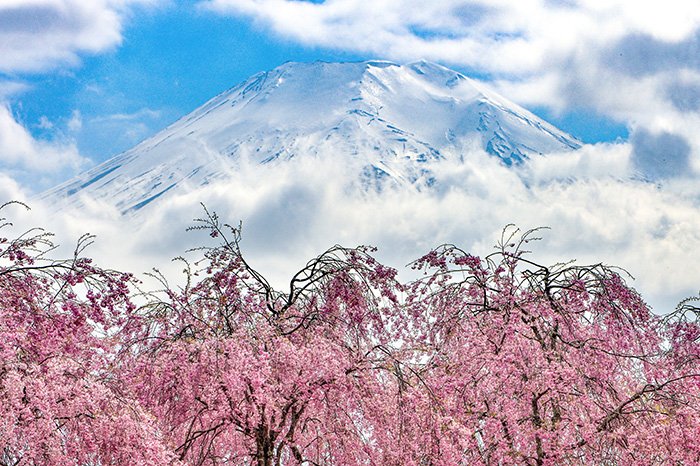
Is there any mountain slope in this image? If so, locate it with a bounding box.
[43,60,581,213]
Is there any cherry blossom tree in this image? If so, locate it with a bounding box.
[122,213,699,465]
[0,203,173,465]
[406,227,700,465]
[121,208,417,465]
[2,202,698,465]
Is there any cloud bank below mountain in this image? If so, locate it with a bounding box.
[8,142,699,315]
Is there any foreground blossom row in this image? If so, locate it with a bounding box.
[1,204,698,465]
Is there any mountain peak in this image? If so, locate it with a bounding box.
[43,60,581,214]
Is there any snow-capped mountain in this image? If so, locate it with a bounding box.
[43,60,580,213]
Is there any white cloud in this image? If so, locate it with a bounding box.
[523,142,633,183]
[0,80,30,100]
[77,107,166,157]
[30,145,700,314]
[37,115,54,129]
[0,104,89,189]
[0,0,160,73]
[200,0,700,72]
[0,174,28,203]
[91,108,162,122]
[67,109,82,132]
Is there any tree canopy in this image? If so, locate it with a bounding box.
[1,204,698,465]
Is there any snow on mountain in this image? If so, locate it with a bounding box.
[42,60,581,214]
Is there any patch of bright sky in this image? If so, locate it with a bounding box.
[531,107,630,144]
[12,2,627,165]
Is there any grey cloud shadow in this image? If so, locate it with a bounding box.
[666,80,700,112]
[244,183,323,255]
[0,5,84,34]
[631,129,691,179]
[606,32,700,76]
[450,3,495,28]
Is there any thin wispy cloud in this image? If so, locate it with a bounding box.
[91,108,162,122]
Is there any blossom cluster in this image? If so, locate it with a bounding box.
[1,208,698,465]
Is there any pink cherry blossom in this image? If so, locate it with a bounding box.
[2,205,698,465]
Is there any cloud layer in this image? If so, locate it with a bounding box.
[18,144,699,315]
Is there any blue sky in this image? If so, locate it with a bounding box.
[1,0,699,190]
